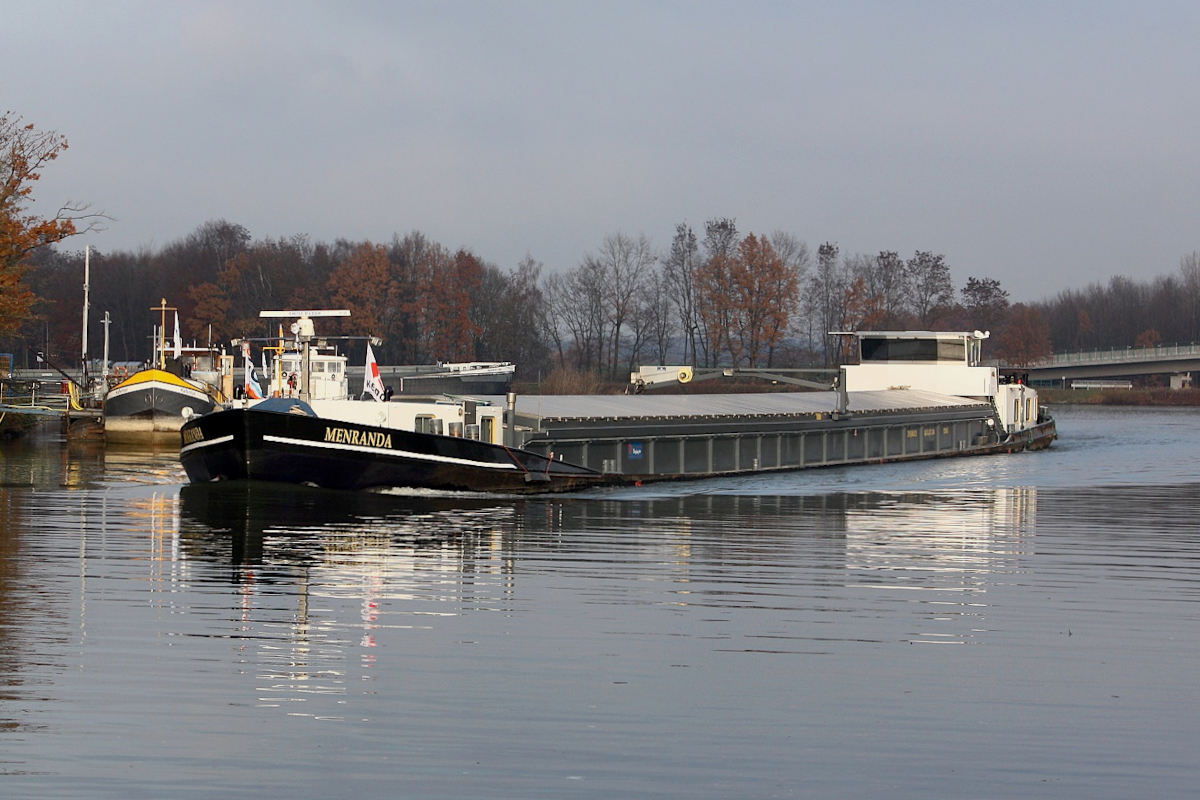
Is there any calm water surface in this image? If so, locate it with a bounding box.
[1,405,1198,798]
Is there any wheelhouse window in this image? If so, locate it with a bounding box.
[415,415,443,435]
[859,337,968,363]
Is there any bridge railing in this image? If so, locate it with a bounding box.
[1034,342,1200,367]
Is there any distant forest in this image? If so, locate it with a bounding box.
[6,218,1200,381]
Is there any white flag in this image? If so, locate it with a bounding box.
[363,342,385,402]
[172,311,182,359]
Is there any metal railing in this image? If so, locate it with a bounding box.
[0,379,72,414]
[1035,342,1200,367]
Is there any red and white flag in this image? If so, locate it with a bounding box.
[363,342,385,401]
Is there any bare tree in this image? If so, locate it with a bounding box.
[864,250,909,327]
[592,232,656,378]
[662,223,701,364]
[540,270,574,367]
[810,242,846,365]
[770,231,812,362]
[905,251,954,328]
[961,276,1009,334]
[634,265,675,365]
[470,255,550,377]
[770,231,811,280]
[543,258,606,372]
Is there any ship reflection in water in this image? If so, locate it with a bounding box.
[175,481,1039,712]
[179,484,523,714]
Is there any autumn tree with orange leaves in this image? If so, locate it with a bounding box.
[412,246,483,362]
[326,242,401,348]
[736,233,799,366]
[696,230,800,367]
[322,236,484,365]
[187,234,314,344]
[994,303,1051,367]
[842,276,886,333]
[0,112,102,337]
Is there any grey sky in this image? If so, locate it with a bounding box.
[11,1,1200,301]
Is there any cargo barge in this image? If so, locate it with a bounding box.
[506,386,1051,481]
[178,319,1055,494]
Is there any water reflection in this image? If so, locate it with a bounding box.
[177,484,1040,592]
[177,484,524,718]
[102,443,183,486]
[172,483,1043,695]
[5,420,1200,797]
[0,485,68,747]
[0,426,182,490]
[843,489,1037,584]
[179,482,510,566]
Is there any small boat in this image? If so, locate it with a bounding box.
[104,364,220,441]
[103,303,232,442]
[178,318,1056,494]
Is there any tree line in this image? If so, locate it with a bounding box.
[8,221,550,376]
[1041,254,1200,353]
[11,218,1200,383]
[6,113,1200,383]
[8,215,1045,379]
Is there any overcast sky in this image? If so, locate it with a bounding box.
[10,1,1200,301]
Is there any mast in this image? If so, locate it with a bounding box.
[152,299,176,370]
[81,245,90,380]
[101,311,111,381]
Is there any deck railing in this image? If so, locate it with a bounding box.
[0,380,72,413]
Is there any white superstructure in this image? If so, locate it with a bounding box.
[631,330,1043,437]
[267,350,349,400]
[842,330,1039,434]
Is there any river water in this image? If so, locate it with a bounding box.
[1,405,1197,799]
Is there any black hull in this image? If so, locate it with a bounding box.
[179,406,606,494]
[990,418,1057,453]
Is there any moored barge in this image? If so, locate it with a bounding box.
[103,302,233,442]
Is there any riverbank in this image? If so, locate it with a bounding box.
[1039,387,1200,405]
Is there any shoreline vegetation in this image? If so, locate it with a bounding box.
[1038,387,1200,406]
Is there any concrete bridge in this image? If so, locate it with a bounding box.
[1027,342,1200,386]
